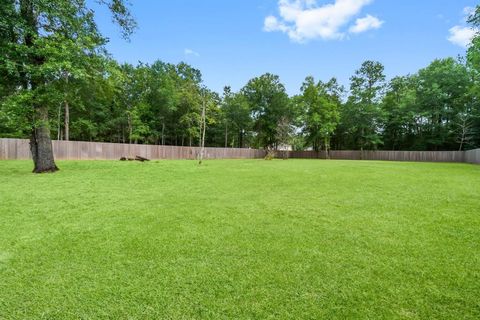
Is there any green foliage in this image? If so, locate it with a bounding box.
[241,73,291,149]
[299,76,342,152]
[416,58,472,149]
[222,86,253,148]
[339,60,386,150]
[0,0,133,105]
[381,76,419,150]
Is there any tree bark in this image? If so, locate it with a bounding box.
[57,103,62,141]
[199,95,206,165]
[64,99,70,141]
[224,123,228,148]
[64,73,70,141]
[325,137,330,159]
[30,106,59,173]
[127,112,132,144]
[161,122,165,145]
[239,130,244,148]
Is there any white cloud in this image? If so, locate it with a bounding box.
[447,7,478,48]
[349,14,383,33]
[263,0,383,42]
[448,26,476,48]
[184,48,200,57]
[264,16,288,32]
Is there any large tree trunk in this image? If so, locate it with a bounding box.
[325,137,330,159]
[63,73,70,141]
[224,123,228,148]
[239,130,244,148]
[57,103,62,140]
[199,97,206,165]
[161,122,165,145]
[30,106,59,173]
[127,112,132,144]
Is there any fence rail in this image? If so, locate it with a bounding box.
[0,138,479,164]
[0,139,266,160]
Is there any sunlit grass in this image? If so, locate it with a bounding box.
[0,160,479,319]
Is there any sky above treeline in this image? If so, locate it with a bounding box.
[89,0,478,95]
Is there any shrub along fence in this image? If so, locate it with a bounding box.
[0,138,479,164]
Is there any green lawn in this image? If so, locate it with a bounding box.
[0,160,479,319]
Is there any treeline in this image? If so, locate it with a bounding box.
[1,3,480,153]
[2,56,479,152]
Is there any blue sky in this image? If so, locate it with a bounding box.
[90,0,478,95]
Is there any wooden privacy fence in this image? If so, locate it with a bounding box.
[0,138,479,164]
[0,139,266,160]
[466,149,480,164]
[286,150,468,163]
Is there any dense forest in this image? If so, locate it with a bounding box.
[1,1,480,168]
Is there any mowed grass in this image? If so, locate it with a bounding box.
[0,159,479,319]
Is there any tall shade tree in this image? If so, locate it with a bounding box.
[241,73,291,149]
[222,86,252,148]
[0,0,135,172]
[300,76,342,154]
[341,61,386,151]
[381,75,419,150]
[142,61,180,145]
[415,58,471,150]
